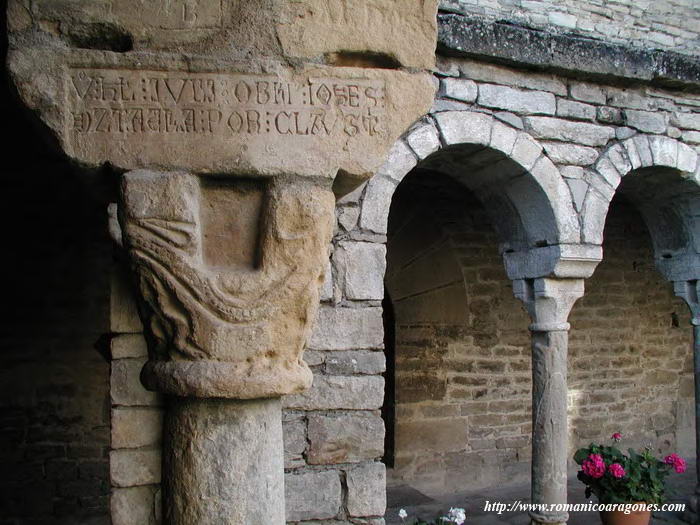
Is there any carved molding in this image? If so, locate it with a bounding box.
[118,170,334,399]
[513,278,585,332]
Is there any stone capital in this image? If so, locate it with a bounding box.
[118,170,335,399]
[673,280,700,325]
[513,278,585,332]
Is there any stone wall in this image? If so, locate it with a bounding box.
[0,94,113,523]
[440,0,700,56]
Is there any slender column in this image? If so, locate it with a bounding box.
[673,280,700,522]
[514,278,585,525]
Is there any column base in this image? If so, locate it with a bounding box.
[529,510,567,524]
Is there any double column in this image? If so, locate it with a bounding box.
[673,281,700,523]
[117,170,335,524]
[514,278,585,525]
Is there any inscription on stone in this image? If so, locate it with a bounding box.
[68,69,386,139]
[113,0,223,30]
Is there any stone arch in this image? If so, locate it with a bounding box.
[582,135,700,280]
[359,110,590,280]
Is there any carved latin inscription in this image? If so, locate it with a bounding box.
[69,69,386,138]
[113,0,223,29]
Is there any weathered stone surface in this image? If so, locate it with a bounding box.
[624,109,667,133]
[164,398,284,524]
[375,140,417,183]
[111,359,161,407]
[672,112,700,130]
[276,1,438,69]
[525,117,615,146]
[285,470,342,522]
[570,82,606,104]
[283,375,384,410]
[308,306,384,351]
[566,179,589,212]
[346,462,386,517]
[111,407,163,449]
[111,267,143,333]
[434,110,492,146]
[454,59,567,95]
[307,413,384,464]
[110,448,162,487]
[111,334,149,359]
[478,84,555,115]
[360,175,396,234]
[543,142,598,165]
[121,171,335,399]
[337,207,360,233]
[334,241,386,301]
[111,486,158,525]
[406,121,441,159]
[325,351,386,375]
[8,2,437,179]
[597,106,624,125]
[440,78,478,103]
[283,416,307,469]
[556,99,596,121]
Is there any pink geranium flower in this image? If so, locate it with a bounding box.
[608,463,626,479]
[582,453,606,478]
[664,453,687,473]
[611,432,622,442]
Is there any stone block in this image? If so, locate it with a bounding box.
[649,136,678,166]
[111,334,148,359]
[110,449,161,488]
[556,99,596,121]
[566,179,589,212]
[334,241,386,301]
[440,78,478,103]
[111,486,157,525]
[624,109,667,133]
[671,112,700,130]
[346,462,386,517]
[324,351,386,375]
[597,106,624,125]
[359,175,396,235]
[375,140,417,183]
[111,359,161,407]
[283,417,307,469]
[308,306,384,351]
[434,111,492,146]
[307,412,384,464]
[285,470,341,521]
[570,82,606,104]
[478,84,555,115]
[337,207,359,233]
[111,407,163,449]
[395,418,468,452]
[543,142,598,165]
[525,117,615,146]
[490,120,519,156]
[457,60,567,95]
[320,259,334,302]
[111,267,143,333]
[406,121,441,159]
[283,375,384,410]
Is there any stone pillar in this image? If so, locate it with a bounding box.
[117,170,336,524]
[674,281,700,524]
[514,278,585,525]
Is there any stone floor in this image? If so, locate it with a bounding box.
[386,462,696,524]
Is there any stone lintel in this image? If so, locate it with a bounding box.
[513,277,585,332]
[504,244,601,281]
[437,13,700,91]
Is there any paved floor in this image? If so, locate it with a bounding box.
[386,462,696,524]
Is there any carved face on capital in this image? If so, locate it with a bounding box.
[118,170,335,399]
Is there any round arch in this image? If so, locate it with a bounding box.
[359,109,597,280]
[583,135,700,281]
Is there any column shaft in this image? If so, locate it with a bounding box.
[530,330,569,525]
[694,324,700,493]
[163,397,285,525]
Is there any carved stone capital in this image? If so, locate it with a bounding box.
[674,280,700,325]
[118,170,334,399]
[513,278,585,332]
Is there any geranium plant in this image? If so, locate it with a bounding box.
[574,433,686,505]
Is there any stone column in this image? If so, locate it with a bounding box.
[514,278,585,525]
[117,170,336,524]
[674,281,700,524]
